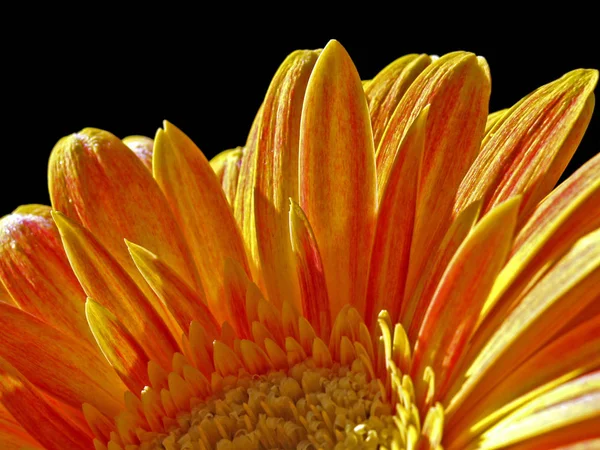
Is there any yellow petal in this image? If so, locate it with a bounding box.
[365,53,431,148]
[476,371,600,448]
[448,228,600,420]
[482,152,600,321]
[0,205,91,341]
[455,69,598,218]
[48,128,197,335]
[376,52,490,307]
[85,299,150,394]
[154,121,250,323]
[254,49,319,311]
[299,39,376,318]
[52,211,178,371]
[0,302,125,417]
[209,147,243,206]
[365,107,426,328]
[412,197,520,404]
[446,315,600,447]
[483,108,508,135]
[122,135,153,171]
[126,240,220,339]
[0,357,92,450]
[288,199,331,340]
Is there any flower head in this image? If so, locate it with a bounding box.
[0,40,598,450]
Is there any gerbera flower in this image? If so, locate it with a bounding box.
[0,39,598,449]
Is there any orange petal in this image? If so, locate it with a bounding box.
[365,53,431,148]
[154,121,250,323]
[412,197,521,404]
[223,258,252,339]
[376,52,490,307]
[254,49,319,311]
[122,135,153,171]
[365,107,426,329]
[0,403,42,449]
[447,228,600,420]
[52,211,178,371]
[403,199,481,342]
[85,299,150,394]
[288,199,331,340]
[446,315,600,447]
[126,241,220,339]
[48,128,196,335]
[0,205,91,341]
[209,147,243,206]
[482,152,600,322]
[0,357,92,450]
[484,108,508,135]
[299,39,376,318]
[0,302,125,417]
[455,69,598,218]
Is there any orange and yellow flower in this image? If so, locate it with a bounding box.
[0,40,598,449]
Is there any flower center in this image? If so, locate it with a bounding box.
[154,357,396,450]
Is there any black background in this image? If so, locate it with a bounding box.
[2,15,598,216]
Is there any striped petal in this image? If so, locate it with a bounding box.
[376,52,490,307]
[48,128,197,333]
[0,404,42,449]
[126,241,220,338]
[365,53,431,148]
[0,303,125,417]
[122,135,153,171]
[0,205,91,341]
[299,39,376,318]
[85,299,151,394]
[412,197,520,403]
[447,228,600,420]
[154,121,250,323]
[364,107,426,328]
[455,69,598,217]
[482,152,600,321]
[484,109,508,135]
[0,357,92,450]
[209,147,243,206]
[255,49,319,311]
[289,199,331,340]
[52,211,178,371]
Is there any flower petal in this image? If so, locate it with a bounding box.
[484,108,508,135]
[446,315,600,448]
[254,49,319,311]
[0,404,42,449]
[412,196,520,404]
[376,52,491,306]
[126,241,220,339]
[52,211,178,371]
[475,371,600,449]
[299,39,376,318]
[0,357,92,450]
[482,152,600,321]
[48,128,197,334]
[0,205,91,341]
[455,69,598,217]
[85,299,151,394]
[365,53,431,148]
[365,107,426,328]
[447,228,600,420]
[0,302,125,417]
[122,135,153,171]
[209,147,243,206]
[154,121,250,323]
[289,199,331,340]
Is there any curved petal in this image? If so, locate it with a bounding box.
[0,357,92,450]
[299,39,376,318]
[455,69,598,217]
[0,205,91,341]
[0,302,126,417]
[48,128,199,332]
[209,147,243,206]
[254,49,319,311]
[122,135,153,171]
[53,211,179,371]
[154,121,250,323]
